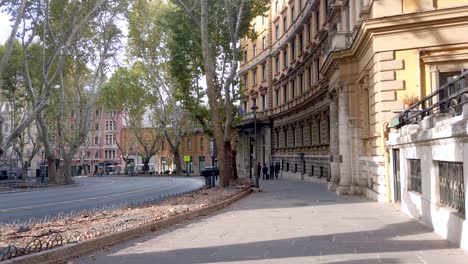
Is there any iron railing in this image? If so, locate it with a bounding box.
[391,70,468,128]
[439,161,465,216]
[408,159,422,194]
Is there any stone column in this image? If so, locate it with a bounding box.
[356,0,362,20]
[349,0,355,32]
[337,85,352,194]
[328,91,340,191]
[265,126,272,165]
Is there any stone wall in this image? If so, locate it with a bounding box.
[388,111,468,250]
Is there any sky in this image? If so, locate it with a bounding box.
[0,11,12,44]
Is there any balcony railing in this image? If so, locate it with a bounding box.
[390,70,468,128]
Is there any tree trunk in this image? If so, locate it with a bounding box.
[47,156,58,184]
[200,0,228,187]
[223,140,233,183]
[231,147,238,181]
[173,149,183,174]
[143,159,149,173]
[62,157,73,184]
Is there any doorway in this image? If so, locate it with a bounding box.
[393,149,401,203]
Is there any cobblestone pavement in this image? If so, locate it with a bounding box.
[75,179,468,264]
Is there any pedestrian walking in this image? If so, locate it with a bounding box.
[269,163,274,180]
[262,164,268,180]
[256,162,261,179]
[275,163,280,179]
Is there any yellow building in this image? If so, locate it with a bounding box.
[238,0,468,201]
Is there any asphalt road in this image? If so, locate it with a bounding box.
[0,177,204,224]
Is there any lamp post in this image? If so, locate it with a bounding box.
[251,102,259,188]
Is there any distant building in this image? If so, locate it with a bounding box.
[120,127,215,175]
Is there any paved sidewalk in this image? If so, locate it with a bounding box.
[74,179,468,264]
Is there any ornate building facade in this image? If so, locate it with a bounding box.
[238,0,468,203]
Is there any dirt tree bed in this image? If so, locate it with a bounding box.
[0,181,251,257]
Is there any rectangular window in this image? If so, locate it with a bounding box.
[293,127,296,146]
[310,66,313,86]
[275,89,280,106]
[96,110,100,117]
[95,151,98,159]
[244,50,248,62]
[309,122,313,145]
[408,159,422,194]
[262,37,266,50]
[253,43,257,57]
[291,40,295,59]
[262,64,266,81]
[291,6,295,21]
[200,138,204,151]
[284,129,287,147]
[95,123,99,131]
[162,140,165,150]
[315,58,320,83]
[275,24,279,40]
[252,97,257,108]
[275,1,278,13]
[307,23,311,43]
[300,125,304,146]
[245,74,248,88]
[315,10,320,32]
[439,161,465,215]
[283,50,288,68]
[283,16,287,33]
[283,85,288,103]
[261,94,266,111]
[291,79,296,99]
[253,70,257,85]
[94,136,99,145]
[188,139,192,151]
[300,73,304,94]
[275,56,280,73]
[243,101,247,113]
[325,0,329,16]
[299,34,303,53]
[276,131,279,148]
[199,156,206,172]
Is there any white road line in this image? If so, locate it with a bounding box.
[0,180,179,213]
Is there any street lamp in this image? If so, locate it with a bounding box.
[251,102,259,188]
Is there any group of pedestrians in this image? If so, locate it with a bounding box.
[256,162,280,180]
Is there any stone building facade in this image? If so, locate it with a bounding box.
[238,0,468,202]
[121,128,215,175]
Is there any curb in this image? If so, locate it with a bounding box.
[4,188,252,264]
[0,183,82,195]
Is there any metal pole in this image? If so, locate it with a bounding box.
[249,137,252,179]
[254,112,259,188]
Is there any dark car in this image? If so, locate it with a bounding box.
[201,167,219,177]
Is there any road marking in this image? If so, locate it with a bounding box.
[0,180,179,213]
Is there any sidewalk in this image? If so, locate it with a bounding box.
[74,179,468,264]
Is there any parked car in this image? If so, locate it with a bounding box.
[201,167,219,177]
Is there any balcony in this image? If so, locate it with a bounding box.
[390,70,468,129]
[323,31,351,59]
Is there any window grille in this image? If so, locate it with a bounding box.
[439,161,465,216]
[409,159,422,193]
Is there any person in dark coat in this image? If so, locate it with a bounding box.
[269,163,274,180]
[256,162,261,179]
[275,163,280,179]
[262,164,268,180]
